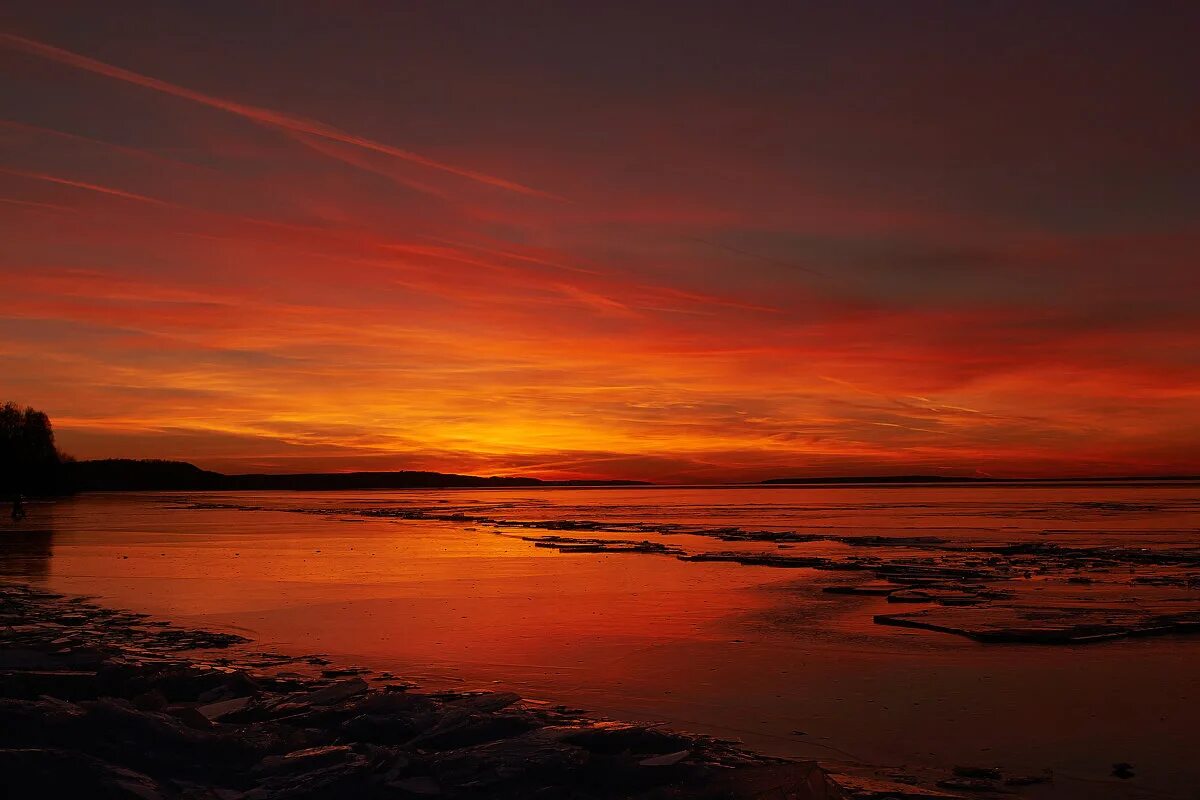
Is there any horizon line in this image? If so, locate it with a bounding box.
[68,458,1200,486]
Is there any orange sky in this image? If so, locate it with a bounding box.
[2,4,1199,482]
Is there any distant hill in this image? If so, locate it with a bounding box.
[59,461,1200,493]
[66,459,648,492]
[68,459,227,491]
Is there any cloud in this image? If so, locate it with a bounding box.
[1,33,553,198]
[0,167,170,205]
[3,12,1199,480]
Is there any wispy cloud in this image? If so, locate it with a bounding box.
[1,33,553,198]
[0,167,170,205]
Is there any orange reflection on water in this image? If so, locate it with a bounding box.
[5,486,1200,797]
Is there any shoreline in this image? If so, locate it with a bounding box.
[0,579,1063,799]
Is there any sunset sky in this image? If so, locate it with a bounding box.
[2,3,1198,482]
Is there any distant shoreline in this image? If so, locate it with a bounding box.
[63,459,651,493]
[759,474,1200,486]
[57,458,1200,493]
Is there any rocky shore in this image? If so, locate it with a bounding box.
[0,580,1062,799]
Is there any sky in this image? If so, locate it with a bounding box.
[2,2,1198,482]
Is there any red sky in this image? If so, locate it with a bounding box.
[2,3,1199,482]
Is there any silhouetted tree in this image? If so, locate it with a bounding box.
[0,402,71,495]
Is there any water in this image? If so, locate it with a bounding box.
[3,484,1199,796]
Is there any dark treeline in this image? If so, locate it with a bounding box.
[0,402,72,496]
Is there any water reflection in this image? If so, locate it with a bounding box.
[11,488,1200,797]
[0,502,54,578]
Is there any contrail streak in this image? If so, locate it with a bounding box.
[0,33,552,198]
[0,167,170,205]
